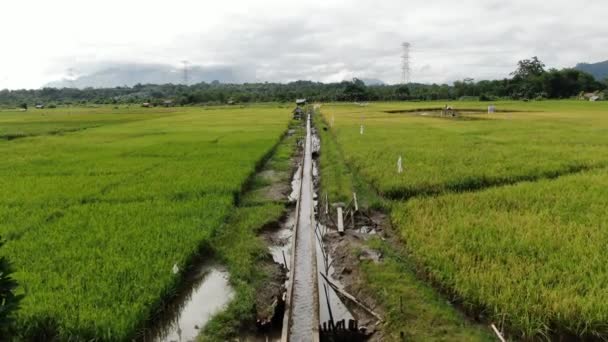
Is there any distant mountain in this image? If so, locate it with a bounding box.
[360,78,385,86]
[574,60,608,81]
[45,63,253,88]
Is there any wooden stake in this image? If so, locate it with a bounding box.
[337,207,344,234]
[319,272,382,322]
[282,250,289,271]
[491,323,506,342]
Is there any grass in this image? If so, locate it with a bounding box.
[362,238,493,341]
[318,100,608,339]
[0,105,291,340]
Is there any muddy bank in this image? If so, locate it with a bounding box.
[317,210,387,341]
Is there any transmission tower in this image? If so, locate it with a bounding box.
[181,60,189,85]
[401,42,411,84]
[67,68,76,88]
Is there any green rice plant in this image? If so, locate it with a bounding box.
[0,105,291,340]
[391,169,608,338]
[320,100,608,339]
[321,100,608,198]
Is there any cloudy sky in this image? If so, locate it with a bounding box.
[1,0,607,89]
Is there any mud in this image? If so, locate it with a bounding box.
[321,228,386,341]
[254,256,287,329]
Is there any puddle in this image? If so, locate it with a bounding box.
[146,264,234,342]
[288,164,302,203]
[267,211,295,268]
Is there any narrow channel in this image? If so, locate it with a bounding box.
[287,113,320,341]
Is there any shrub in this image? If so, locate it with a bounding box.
[0,238,22,335]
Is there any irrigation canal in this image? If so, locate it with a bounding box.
[281,112,361,342]
[149,110,363,342]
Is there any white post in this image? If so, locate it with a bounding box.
[337,207,344,234]
[360,125,364,135]
[397,156,403,174]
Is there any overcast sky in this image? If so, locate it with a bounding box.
[1,0,607,89]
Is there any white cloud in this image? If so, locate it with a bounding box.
[0,0,606,89]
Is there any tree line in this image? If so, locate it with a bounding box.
[1,57,606,107]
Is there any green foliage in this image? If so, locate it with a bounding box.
[478,94,491,101]
[511,56,546,79]
[0,238,22,336]
[395,85,410,100]
[341,78,369,101]
[0,59,604,108]
[0,105,291,340]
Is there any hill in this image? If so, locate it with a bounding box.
[575,60,608,81]
[45,63,252,88]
